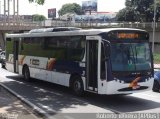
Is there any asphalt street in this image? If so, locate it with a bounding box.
[0,67,160,119]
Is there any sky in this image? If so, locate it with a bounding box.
[0,0,126,18]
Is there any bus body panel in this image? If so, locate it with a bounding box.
[6,54,75,87]
[6,62,14,72]
[20,55,74,86]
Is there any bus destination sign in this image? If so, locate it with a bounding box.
[117,33,139,39]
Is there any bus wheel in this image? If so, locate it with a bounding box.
[72,76,84,96]
[23,66,30,81]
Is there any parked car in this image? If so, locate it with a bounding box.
[0,51,5,68]
[153,71,160,92]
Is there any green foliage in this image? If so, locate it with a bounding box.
[117,0,160,22]
[58,3,84,16]
[28,0,45,5]
[116,8,126,21]
[116,8,138,22]
[32,14,46,21]
[154,53,160,64]
[6,41,13,60]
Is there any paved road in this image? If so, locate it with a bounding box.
[0,67,160,119]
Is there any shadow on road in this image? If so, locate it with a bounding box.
[4,75,88,115]
[3,75,160,114]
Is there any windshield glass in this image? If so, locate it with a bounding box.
[111,43,151,71]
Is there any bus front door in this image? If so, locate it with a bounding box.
[86,36,108,94]
[86,36,100,92]
[13,40,19,73]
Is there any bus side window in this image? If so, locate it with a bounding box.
[6,38,13,60]
[20,38,24,51]
[47,36,68,60]
[41,37,48,49]
[101,43,106,80]
[67,36,85,61]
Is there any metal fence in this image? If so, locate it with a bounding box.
[0,21,41,31]
[41,20,160,30]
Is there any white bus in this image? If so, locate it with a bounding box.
[5,28,154,96]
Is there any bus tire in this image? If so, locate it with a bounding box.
[23,66,31,81]
[71,76,84,96]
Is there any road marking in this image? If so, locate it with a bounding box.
[37,103,56,112]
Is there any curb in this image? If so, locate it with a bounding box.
[0,82,51,119]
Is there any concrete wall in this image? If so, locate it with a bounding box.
[149,31,160,43]
[148,31,160,53]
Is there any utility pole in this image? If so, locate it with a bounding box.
[89,9,91,26]
[13,0,19,22]
[152,0,156,53]
[4,0,10,24]
[4,0,19,23]
[0,1,1,15]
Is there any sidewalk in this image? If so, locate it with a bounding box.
[0,86,43,119]
[154,64,160,69]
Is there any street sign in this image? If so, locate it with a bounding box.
[48,8,56,19]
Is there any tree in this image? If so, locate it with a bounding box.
[117,0,160,22]
[32,14,46,21]
[116,8,127,21]
[132,0,154,21]
[58,3,84,16]
[28,0,45,5]
[116,8,137,22]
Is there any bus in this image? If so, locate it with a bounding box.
[5,28,154,96]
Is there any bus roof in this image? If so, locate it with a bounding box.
[6,28,147,38]
[29,27,82,33]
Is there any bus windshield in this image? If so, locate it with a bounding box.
[111,43,151,72]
